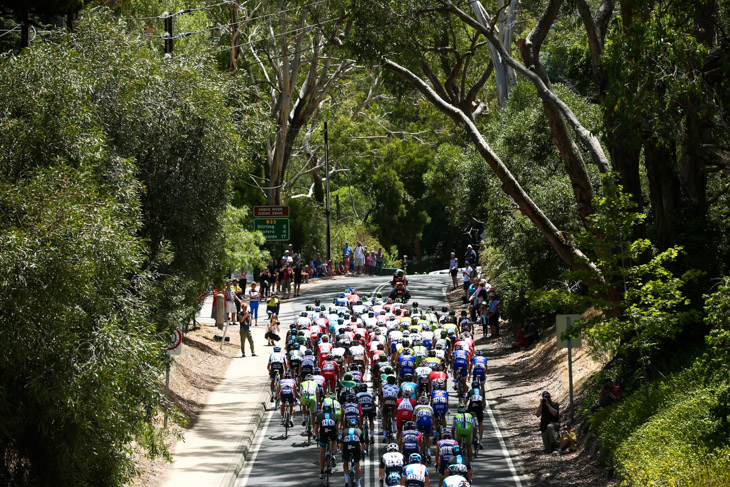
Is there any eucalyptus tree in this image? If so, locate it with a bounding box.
[233,0,355,205]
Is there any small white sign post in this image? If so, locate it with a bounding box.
[557,314,582,421]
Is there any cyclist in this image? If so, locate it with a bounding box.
[340,418,364,487]
[312,367,327,407]
[379,443,404,487]
[451,346,469,399]
[446,443,473,482]
[342,393,363,432]
[323,392,343,423]
[400,373,418,401]
[431,379,449,435]
[288,343,303,379]
[399,421,423,461]
[267,346,287,402]
[466,380,486,449]
[301,374,321,428]
[349,363,364,384]
[412,339,428,367]
[316,402,339,480]
[396,389,416,438]
[402,453,429,487]
[321,353,339,393]
[300,348,317,381]
[356,383,376,445]
[349,338,368,371]
[451,404,475,462]
[338,372,358,405]
[414,395,435,462]
[442,464,470,487]
[415,364,433,396]
[381,374,400,440]
[436,431,458,483]
[470,350,488,386]
[398,346,416,383]
[429,363,448,394]
[278,370,297,427]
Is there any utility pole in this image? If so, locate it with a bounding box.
[325,122,331,262]
[20,7,29,49]
[163,12,173,55]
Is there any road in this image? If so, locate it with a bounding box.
[236,274,524,487]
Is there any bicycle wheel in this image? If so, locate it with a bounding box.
[473,437,479,458]
[307,415,312,446]
[325,450,331,487]
[284,409,289,438]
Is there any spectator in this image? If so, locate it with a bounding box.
[462,261,474,300]
[224,281,239,323]
[449,252,459,290]
[238,306,256,357]
[259,268,271,298]
[266,292,280,318]
[232,278,243,314]
[535,391,560,453]
[343,241,353,266]
[293,261,303,297]
[590,379,620,413]
[487,291,500,338]
[248,282,260,326]
[237,270,247,295]
[302,264,311,283]
[375,248,384,275]
[464,244,477,268]
[265,314,280,346]
[354,241,365,275]
[281,263,292,299]
[314,253,324,276]
[555,424,577,455]
[365,250,372,275]
[513,319,539,349]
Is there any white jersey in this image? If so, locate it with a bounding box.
[415,366,432,380]
[350,345,366,358]
[269,352,286,365]
[331,347,347,358]
[297,316,311,327]
[381,451,404,469]
[414,404,434,419]
[442,475,469,487]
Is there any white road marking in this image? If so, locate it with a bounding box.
[484,384,526,487]
[237,408,274,487]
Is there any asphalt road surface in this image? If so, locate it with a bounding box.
[236,274,525,487]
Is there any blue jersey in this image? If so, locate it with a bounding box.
[471,356,487,370]
[301,355,316,368]
[431,389,449,414]
[341,427,362,443]
[398,354,415,377]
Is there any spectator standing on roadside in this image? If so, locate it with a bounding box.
[314,253,323,276]
[376,248,384,275]
[343,241,353,266]
[487,291,500,338]
[259,268,270,298]
[449,252,459,289]
[233,278,243,314]
[535,391,560,453]
[293,261,303,297]
[354,242,365,275]
[239,306,256,357]
[462,261,474,300]
[281,263,293,299]
[237,270,247,295]
[224,281,239,323]
[464,245,477,269]
[248,282,260,326]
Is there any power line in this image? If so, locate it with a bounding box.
[212,17,337,53]
[121,0,235,22]
[0,25,20,38]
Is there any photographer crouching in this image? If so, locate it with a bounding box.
[535,391,560,453]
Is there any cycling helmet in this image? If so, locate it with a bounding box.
[403,373,414,382]
[472,380,480,388]
[300,311,308,317]
[387,472,402,485]
[458,481,470,487]
[326,353,334,360]
[343,373,353,381]
[418,395,429,405]
[386,442,399,452]
[377,343,385,350]
[453,443,460,454]
[402,339,411,348]
[457,403,467,413]
[405,421,416,430]
[433,362,442,371]
[291,343,300,350]
[346,394,356,403]
[441,331,447,338]
[475,349,483,356]
[273,346,281,352]
[348,418,358,427]
[408,453,421,464]
[396,269,404,277]
[436,378,445,389]
[357,383,367,393]
[440,431,451,439]
[313,367,321,374]
[386,375,397,384]
[290,323,297,329]
[428,350,436,357]
[350,363,359,371]
[435,342,444,350]
[321,335,329,342]
[305,374,314,381]
[305,349,313,356]
[284,371,291,378]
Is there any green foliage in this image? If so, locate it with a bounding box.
[215,205,268,277]
[702,278,730,379]
[0,165,166,486]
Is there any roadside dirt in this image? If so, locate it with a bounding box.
[445,286,618,487]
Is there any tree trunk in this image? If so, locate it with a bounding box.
[644,137,680,250]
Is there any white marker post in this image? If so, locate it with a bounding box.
[556,314,581,422]
[165,328,183,427]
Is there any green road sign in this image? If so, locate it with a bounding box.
[254,218,290,241]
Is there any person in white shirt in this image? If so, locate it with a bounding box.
[354,242,365,275]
